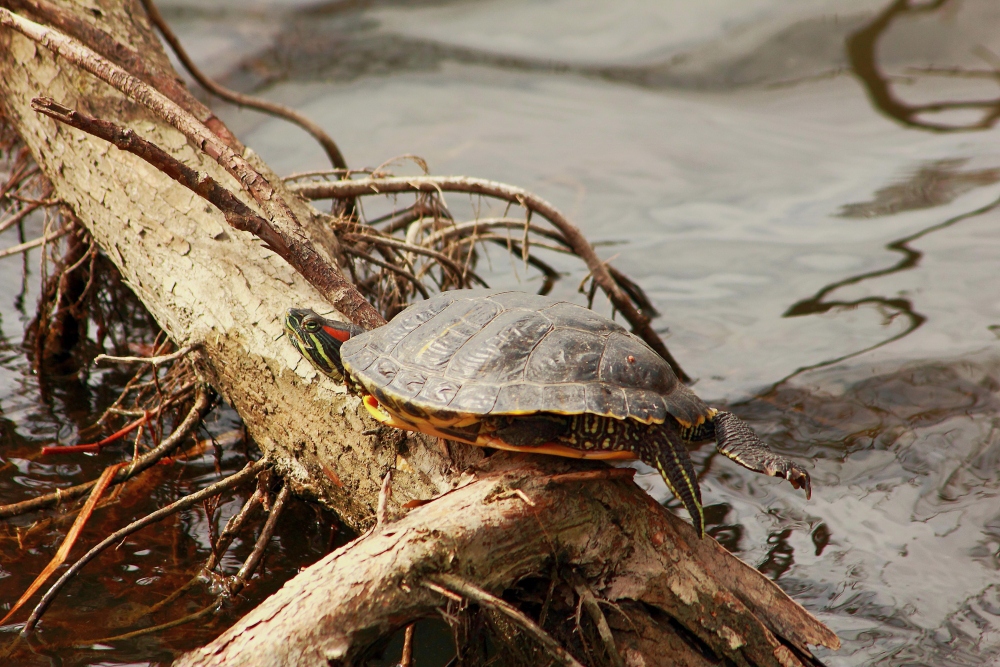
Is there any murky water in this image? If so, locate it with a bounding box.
[5,0,1000,664]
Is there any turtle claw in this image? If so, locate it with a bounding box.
[782,465,812,500]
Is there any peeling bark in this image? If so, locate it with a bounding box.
[0,2,839,665]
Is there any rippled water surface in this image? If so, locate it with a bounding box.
[4,0,1000,664]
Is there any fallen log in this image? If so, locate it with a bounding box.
[0,1,839,664]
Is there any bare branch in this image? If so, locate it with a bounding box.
[229,483,291,595]
[22,457,270,635]
[138,0,348,170]
[0,387,211,519]
[28,97,383,328]
[94,344,196,367]
[0,225,68,259]
[428,574,586,667]
[290,176,688,380]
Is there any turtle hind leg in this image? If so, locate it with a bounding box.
[637,424,705,539]
[712,411,812,499]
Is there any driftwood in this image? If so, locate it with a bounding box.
[0,1,839,664]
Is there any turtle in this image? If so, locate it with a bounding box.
[284,290,811,537]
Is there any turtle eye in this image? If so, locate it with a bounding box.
[303,317,320,333]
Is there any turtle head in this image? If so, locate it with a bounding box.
[284,308,364,380]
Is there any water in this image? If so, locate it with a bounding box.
[5,0,1000,664]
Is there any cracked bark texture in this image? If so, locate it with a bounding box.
[0,0,451,530]
[0,2,839,665]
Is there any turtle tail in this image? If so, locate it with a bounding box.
[640,424,704,538]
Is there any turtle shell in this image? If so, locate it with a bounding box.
[340,290,711,427]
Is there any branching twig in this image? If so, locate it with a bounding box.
[26,96,383,328]
[0,388,211,519]
[0,225,68,259]
[289,176,687,380]
[21,457,270,635]
[3,0,239,146]
[139,0,347,171]
[205,488,264,572]
[426,574,585,667]
[343,247,430,299]
[569,570,624,667]
[228,483,290,595]
[94,344,196,367]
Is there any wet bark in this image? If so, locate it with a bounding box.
[0,2,839,665]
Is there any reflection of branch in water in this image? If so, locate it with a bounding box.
[847,0,1000,132]
[773,193,1000,384]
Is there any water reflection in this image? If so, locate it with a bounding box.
[847,0,1000,132]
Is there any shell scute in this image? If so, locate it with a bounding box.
[386,367,427,400]
[413,375,463,409]
[450,382,501,414]
[446,309,553,382]
[393,298,502,373]
[524,327,604,384]
[542,301,626,335]
[366,292,457,355]
[585,384,629,419]
[494,382,587,415]
[622,389,668,424]
[599,332,678,396]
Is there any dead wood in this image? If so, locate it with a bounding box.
[0,1,837,664]
[175,457,837,667]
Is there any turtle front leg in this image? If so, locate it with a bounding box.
[709,412,812,499]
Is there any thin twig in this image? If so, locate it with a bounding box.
[426,574,585,667]
[343,247,430,299]
[228,483,290,595]
[289,176,687,380]
[569,571,624,667]
[0,388,211,519]
[21,457,269,635]
[205,488,264,572]
[94,344,196,367]
[377,471,392,528]
[82,598,222,645]
[139,0,348,170]
[0,226,68,259]
[27,96,383,328]
[400,622,416,667]
[342,231,489,288]
[0,199,44,235]
[421,217,569,248]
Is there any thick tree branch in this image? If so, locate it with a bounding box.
[0,7,382,328]
[175,458,838,667]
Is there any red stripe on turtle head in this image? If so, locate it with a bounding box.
[323,324,353,342]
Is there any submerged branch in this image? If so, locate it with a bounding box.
[22,457,270,635]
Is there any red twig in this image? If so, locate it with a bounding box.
[41,412,150,455]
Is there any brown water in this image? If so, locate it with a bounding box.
[4,0,1000,664]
